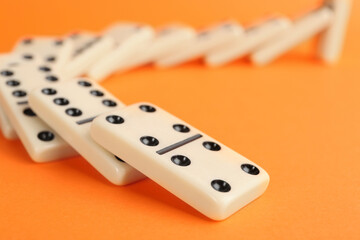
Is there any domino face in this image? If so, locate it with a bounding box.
[205,17,292,66]
[0,53,45,139]
[90,103,269,220]
[103,23,147,45]
[28,79,145,185]
[156,21,244,67]
[68,32,100,56]
[0,54,30,139]
[150,25,196,60]
[318,0,352,63]
[88,23,155,80]
[104,24,196,73]
[12,37,73,71]
[0,60,77,162]
[250,6,334,65]
[64,32,115,80]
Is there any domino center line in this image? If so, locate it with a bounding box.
[156,134,203,155]
[17,101,28,105]
[73,37,101,57]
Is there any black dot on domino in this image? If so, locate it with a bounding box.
[203,141,221,151]
[23,38,32,44]
[241,164,260,175]
[140,136,159,146]
[102,99,117,107]
[114,155,126,163]
[46,56,56,62]
[23,108,36,117]
[325,2,334,10]
[65,108,82,117]
[41,88,57,95]
[139,105,156,112]
[211,179,231,192]
[173,124,190,133]
[54,40,63,46]
[78,80,92,87]
[23,54,33,60]
[90,90,104,97]
[6,80,20,87]
[39,66,51,72]
[1,70,14,77]
[171,155,191,166]
[37,131,55,141]
[12,90,27,97]
[45,75,58,82]
[53,97,69,106]
[106,115,124,124]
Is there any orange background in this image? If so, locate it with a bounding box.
[0,0,359,239]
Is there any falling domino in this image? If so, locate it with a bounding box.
[0,60,77,162]
[0,53,38,140]
[0,104,17,139]
[63,31,115,80]
[318,0,352,63]
[0,105,16,139]
[156,21,244,67]
[205,17,292,66]
[0,54,17,139]
[105,24,196,73]
[12,36,74,71]
[88,23,155,81]
[250,6,334,66]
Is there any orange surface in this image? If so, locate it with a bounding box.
[0,0,359,239]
